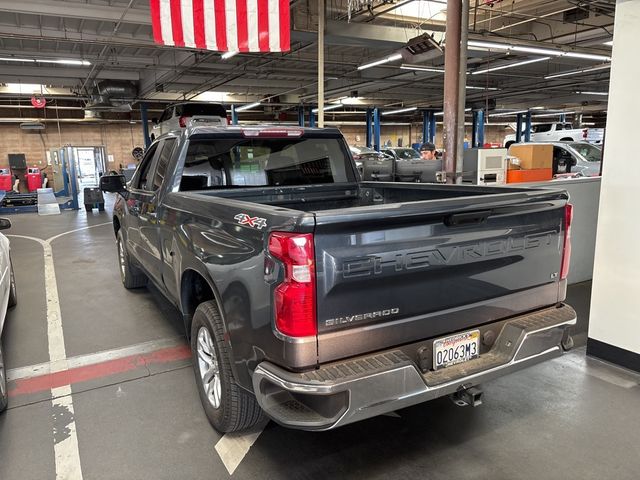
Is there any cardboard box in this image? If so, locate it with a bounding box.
[508,144,553,170]
[507,168,553,183]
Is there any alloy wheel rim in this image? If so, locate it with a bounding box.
[196,327,221,409]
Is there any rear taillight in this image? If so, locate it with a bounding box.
[179,115,190,128]
[560,203,573,280]
[241,128,303,138]
[582,128,588,139]
[268,232,316,337]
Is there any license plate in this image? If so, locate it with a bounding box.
[433,330,480,370]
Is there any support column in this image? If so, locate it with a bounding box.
[366,108,373,148]
[231,105,238,125]
[587,0,640,373]
[317,0,325,128]
[140,102,150,148]
[524,110,532,142]
[477,109,485,147]
[298,106,305,127]
[373,107,381,152]
[515,113,523,143]
[443,0,463,182]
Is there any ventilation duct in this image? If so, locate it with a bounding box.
[19,121,45,130]
[85,80,137,111]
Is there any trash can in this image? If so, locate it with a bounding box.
[26,167,43,192]
[83,187,105,212]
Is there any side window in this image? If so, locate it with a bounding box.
[132,143,159,190]
[158,108,170,123]
[174,105,183,117]
[152,138,177,191]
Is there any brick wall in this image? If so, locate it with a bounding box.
[0,123,146,171]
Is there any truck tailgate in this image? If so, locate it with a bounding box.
[313,191,568,363]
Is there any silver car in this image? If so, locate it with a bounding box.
[0,218,17,412]
[381,147,421,161]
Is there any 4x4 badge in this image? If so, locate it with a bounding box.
[234,213,267,230]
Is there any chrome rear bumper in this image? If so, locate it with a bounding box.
[252,303,577,431]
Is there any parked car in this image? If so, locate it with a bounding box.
[503,122,604,149]
[0,218,17,412]
[101,125,576,433]
[381,147,421,161]
[150,102,227,140]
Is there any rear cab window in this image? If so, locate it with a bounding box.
[178,132,356,190]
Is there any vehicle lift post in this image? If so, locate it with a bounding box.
[140,102,151,148]
[231,105,238,125]
[524,110,532,142]
[472,109,485,147]
[309,107,316,128]
[515,113,523,143]
[428,111,436,143]
[366,108,373,148]
[373,107,381,152]
[298,106,305,127]
[560,113,566,123]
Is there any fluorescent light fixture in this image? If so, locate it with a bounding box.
[544,64,611,79]
[35,59,91,65]
[511,46,563,56]
[221,51,239,60]
[533,111,576,118]
[467,40,511,50]
[576,91,608,96]
[235,102,261,112]
[488,110,529,118]
[0,57,90,65]
[472,57,550,75]
[400,64,445,73]
[358,53,403,71]
[563,52,610,61]
[466,85,499,90]
[0,57,35,63]
[603,41,613,47]
[311,104,342,113]
[381,107,417,116]
[582,122,596,126]
[435,108,471,116]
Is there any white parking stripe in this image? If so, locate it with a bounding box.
[8,336,186,381]
[8,226,111,480]
[215,423,266,475]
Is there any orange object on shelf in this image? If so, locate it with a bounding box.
[507,168,553,183]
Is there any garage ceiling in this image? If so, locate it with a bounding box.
[0,0,614,123]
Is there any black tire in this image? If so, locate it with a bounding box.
[98,204,105,212]
[7,261,16,308]
[191,300,264,433]
[0,343,7,413]
[116,230,147,289]
[85,204,92,212]
[505,141,515,150]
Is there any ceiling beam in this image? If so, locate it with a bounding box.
[0,0,150,25]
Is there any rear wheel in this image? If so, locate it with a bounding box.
[191,300,264,433]
[116,230,147,289]
[0,343,7,413]
[7,261,16,308]
[505,141,515,150]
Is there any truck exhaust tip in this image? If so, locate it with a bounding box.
[450,385,484,407]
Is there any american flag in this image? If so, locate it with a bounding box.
[149,0,290,53]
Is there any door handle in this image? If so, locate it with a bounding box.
[444,210,491,227]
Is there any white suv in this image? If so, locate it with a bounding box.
[151,102,227,140]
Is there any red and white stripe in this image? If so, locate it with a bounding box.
[150,0,290,52]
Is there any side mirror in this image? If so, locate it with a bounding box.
[0,218,11,230]
[100,174,127,193]
[151,117,159,124]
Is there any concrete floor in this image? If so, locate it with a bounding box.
[0,202,639,480]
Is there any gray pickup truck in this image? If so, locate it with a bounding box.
[101,125,576,433]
